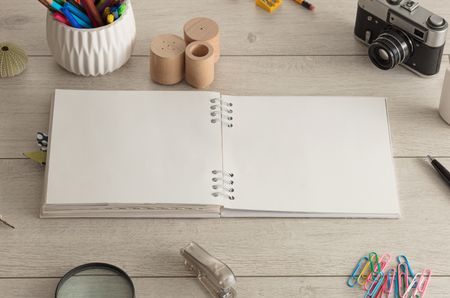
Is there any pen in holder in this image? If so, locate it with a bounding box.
[46,0,136,76]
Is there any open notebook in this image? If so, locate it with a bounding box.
[42,90,400,218]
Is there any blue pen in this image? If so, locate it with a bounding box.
[65,2,92,26]
[71,13,92,28]
[61,5,81,28]
[48,0,91,28]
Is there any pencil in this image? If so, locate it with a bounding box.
[294,0,315,11]
[81,0,104,27]
[38,0,50,8]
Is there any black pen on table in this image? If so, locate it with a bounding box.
[0,215,15,229]
[427,155,450,187]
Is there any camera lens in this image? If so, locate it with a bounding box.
[368,28,413,70]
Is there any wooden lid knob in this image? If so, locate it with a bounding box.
[150,34,186,85]
[184,17,220,63]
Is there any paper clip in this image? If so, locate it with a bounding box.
[403,273,421,298]
[394,269,399,298]
[364,271,385,298]
[348,256,369,287]
[413,269,432,298]
[398,263,409,297]
[358,254,377,285]
[369,252,381,275]
[397,255,415,276]
[379,268,396,298]
[364,253,391,290]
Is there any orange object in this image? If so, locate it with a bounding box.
[256,0,282,13]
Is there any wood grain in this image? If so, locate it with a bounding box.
[1,276,450,298]
[2,0,450,296]
[1,0,449,56]
[1,158,450,278]
[1,56,449,158]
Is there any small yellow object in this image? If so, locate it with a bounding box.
[106,14,115,24]
[23,151,47,165]
[256,0,283,13]
[103,7,111,18]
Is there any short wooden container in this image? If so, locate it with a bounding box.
[150,34,186,85]
[185,41,215,89]
[184,17,220,63]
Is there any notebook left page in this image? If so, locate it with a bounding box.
[44,90,222,209]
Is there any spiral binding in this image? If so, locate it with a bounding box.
[210,98,233,128]
[211,170,235,200]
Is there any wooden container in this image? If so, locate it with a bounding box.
[184,17,220,63]
[150,34,186,85]
[185,41,215,89]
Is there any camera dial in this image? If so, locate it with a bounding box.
[368,28,413,70]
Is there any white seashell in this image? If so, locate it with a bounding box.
[0,42,28,78]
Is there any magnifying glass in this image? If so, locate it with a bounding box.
[55,263,135,298]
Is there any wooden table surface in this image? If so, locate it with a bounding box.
[1,0,450,297]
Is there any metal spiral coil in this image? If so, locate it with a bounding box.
[210,98,233,128]
[211,170,235,200]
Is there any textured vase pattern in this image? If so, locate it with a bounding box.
[46,1,136,76]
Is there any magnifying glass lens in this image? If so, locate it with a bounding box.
[56,264,135,298]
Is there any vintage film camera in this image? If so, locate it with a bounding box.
[355,0,448,76]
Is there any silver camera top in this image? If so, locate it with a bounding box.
[358,0,448,48]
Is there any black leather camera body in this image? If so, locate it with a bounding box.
[355,0,448,76]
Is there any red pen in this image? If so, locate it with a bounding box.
[53,11,71,25]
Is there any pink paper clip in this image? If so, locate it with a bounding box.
[365,271,385,298]
[398,263,409,297]
[380,268,396,298]
[403,273,420,298]
[374,277,387,298]
[414,269,432,297]
[364,253,391,290]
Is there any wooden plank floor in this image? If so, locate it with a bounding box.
[1,0,450,297]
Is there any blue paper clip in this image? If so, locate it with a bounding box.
[364,271,385,298]
[397,255,415,276]
[347,256,369,287]
[394,269,399,297]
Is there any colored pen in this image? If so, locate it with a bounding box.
[53,11,71,25]
[61,5,82,28]
[67,0,87,14]
[98,0,114,15]
[65,2,92,26]
[294,0,315,11]
[427,155,450,187]
[45,0,64,11]
[81,0,104,27]
[45,0,90,28]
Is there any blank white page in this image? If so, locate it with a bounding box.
[221,96,399,217]
[44,90,222,206]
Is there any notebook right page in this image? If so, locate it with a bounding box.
[221,96,399,217]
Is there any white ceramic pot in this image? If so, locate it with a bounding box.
[46,0,136,76]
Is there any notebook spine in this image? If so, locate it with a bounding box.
[210,98,233,128]
[211,170,235,200]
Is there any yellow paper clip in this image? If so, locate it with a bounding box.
[256,0,283,13]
